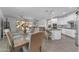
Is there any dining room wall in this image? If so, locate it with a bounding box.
[6,17,17,33]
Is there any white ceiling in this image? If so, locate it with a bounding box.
[0,7,77,19]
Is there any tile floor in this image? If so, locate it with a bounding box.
[43,35,78,52]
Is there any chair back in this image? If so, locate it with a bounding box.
[30,31,46,52]
[4,29,14,51]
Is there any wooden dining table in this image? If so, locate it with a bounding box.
[12,32,31,51]
[13,28,47,51]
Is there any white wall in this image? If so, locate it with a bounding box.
[7,17,17,33]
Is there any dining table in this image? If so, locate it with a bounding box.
[13,31,31,51]
[12,28,46,52]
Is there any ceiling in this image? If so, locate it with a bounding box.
[0,7,77,20]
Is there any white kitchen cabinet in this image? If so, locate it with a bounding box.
[62,29,76,38]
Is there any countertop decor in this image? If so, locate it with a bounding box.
[16,20,32,33]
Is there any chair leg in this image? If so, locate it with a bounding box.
[14,47,23,52]
[20,48,23,52]
[10,48,14,52]
[40,46,42,52]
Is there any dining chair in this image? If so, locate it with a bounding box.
[30,31,47,52]
[4,29,29,52]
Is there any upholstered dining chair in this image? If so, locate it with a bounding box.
[4,29,29,52]
[30,31,47,52]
